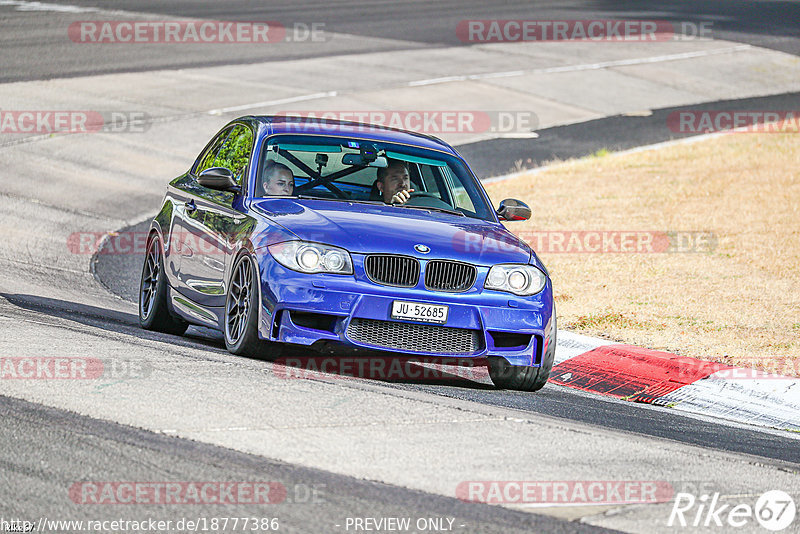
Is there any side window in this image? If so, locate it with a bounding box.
[213,124,253,186]
[442,166,476,213]
[418,164,440,195]
[195,127,232,175]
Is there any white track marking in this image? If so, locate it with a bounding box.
[555,331,613,365]
[657,375,800,431]
[207,91,338,116]
[0,0,176,16]
[211,45,752,118]
[0,0,98,13]
[407,45,751,87]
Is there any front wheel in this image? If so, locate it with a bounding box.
[224,253,281,360]
[488,312,556,392]
[139,233,188,336]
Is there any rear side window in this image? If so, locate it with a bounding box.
[195,127,230,175]
[214,124,253,184]
[194,124,254,186]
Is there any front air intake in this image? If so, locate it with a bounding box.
[346,318,482,354]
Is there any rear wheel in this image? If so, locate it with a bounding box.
[488,312,556,392]
[139,233,188,336]
[224,253,281,360]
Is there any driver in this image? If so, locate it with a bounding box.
[375,159,414,204]
[262,161,294,196]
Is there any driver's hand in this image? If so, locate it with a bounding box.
[390,189,415,204]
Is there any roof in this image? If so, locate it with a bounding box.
[249,115,458,155]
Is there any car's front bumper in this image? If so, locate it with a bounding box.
[256,253,555,367]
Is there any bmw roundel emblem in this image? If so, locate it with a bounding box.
[414,244,430,254]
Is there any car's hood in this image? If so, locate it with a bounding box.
[252,198,532,266]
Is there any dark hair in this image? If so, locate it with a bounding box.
[376,159,408,182]
[262,161,293,182]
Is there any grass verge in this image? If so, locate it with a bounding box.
[485,132,799,376]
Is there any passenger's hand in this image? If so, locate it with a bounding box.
[390,189,415,204]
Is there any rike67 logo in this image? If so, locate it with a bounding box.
[669,489,796,531]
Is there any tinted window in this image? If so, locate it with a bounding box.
[418,163,441,196]
[195,127,231,175]
[194,124,253,187]
[443,165,475,213]
[214,124,253,185]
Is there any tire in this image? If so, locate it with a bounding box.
[139,233,188,336]
[224,252,282,360]
[488,310,557,392]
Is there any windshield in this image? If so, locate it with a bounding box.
[255,134,494,221]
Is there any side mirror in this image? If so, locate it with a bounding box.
[497,199,531,221]
[197,167,240,193]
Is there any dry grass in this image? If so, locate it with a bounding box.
[486,132,800,376]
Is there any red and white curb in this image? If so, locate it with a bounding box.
[553,331,800,432]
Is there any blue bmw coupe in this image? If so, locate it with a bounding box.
[139,116,556,391]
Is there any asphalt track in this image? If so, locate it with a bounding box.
[8,289,800,469]
[2,394,609,533]
[458,91,800,177]
[2,0,798,83]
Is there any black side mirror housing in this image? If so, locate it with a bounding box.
[497,199,531,221]
[197,167,240,193]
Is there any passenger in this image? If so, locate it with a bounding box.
[262,161,294,196]
[375,159,414,204]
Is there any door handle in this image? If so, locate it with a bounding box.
[185,200,197,213]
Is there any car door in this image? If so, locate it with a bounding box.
[169,126,231,301]
[178,123,254,309]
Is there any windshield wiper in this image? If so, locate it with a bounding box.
[397,205,466,217]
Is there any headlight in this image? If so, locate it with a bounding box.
[268,241,353,274]
[484,264,546,296]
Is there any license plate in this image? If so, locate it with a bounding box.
[391,300,449,324]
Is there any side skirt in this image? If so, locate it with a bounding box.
[168,285,224,330]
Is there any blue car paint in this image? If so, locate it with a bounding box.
[255,251,553,366]
[158,116,554,369]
